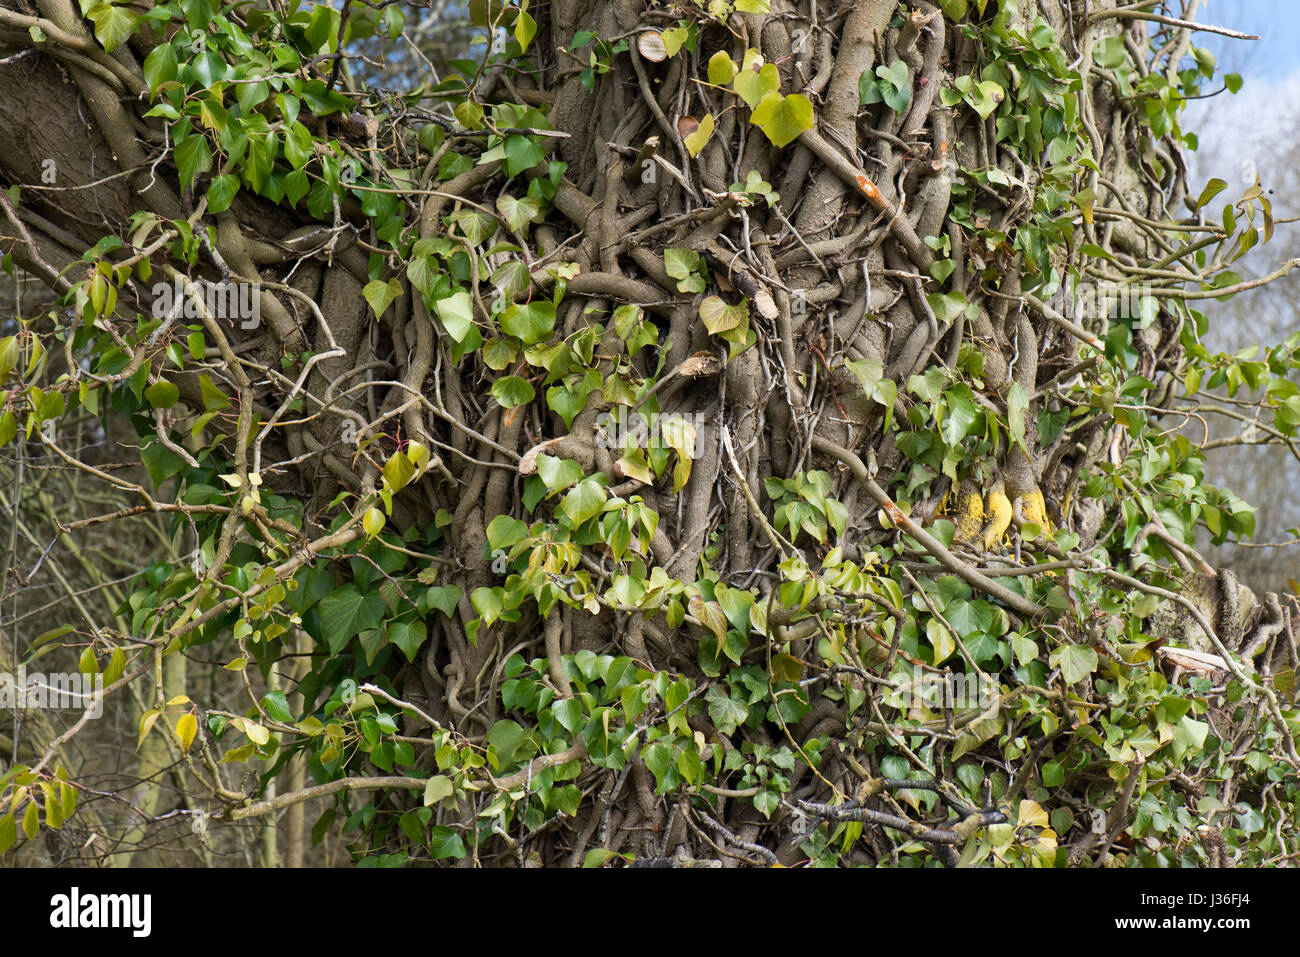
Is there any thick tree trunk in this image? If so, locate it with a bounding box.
[0,0,1295,867]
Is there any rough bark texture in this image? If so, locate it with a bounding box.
[1,0,1297,868]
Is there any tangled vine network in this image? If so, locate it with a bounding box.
[0,0,1299,867]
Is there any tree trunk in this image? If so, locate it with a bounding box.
[0,0,1295,867]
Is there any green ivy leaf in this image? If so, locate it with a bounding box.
[1007,382,1029,454]
[142,41,178,91]
[318,587,386,655]
[429,826,466,859]
[423,775,454,806]
[174,133,212,190]
[1049,644,1098,685]
[750,92,814,147]
[143,380,180,409]
[205,174,240,213]
[664,248,706,293]
[733,62,780,110]
[560,477,607,526]
[490,375,535,408]
[514,9,536,51]
[86,2,138,52]
[433,290,474,342]
[496,193,541,232]
[363,278,402,319]
[537,454,583,492]
[500,300,556,344]
[383,450,415,492]
[707,51,736,86]
[387,620,428,662]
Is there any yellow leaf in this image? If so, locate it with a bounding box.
[684,113,714,158]
[362,506,386,538]
[137,708,162,750]
[405,440,430,473]
[1017,799,1049,829]
[177,712,198,754]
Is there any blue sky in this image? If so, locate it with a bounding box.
[1181,1,1300,205]
[1195,0,1300,79]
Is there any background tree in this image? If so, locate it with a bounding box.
[1,0,1298,867]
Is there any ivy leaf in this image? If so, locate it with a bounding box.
[503,134,545,177]
[490,260,532,302]
[176,713,197,754]
[206,174,240,213]
[514,9,536,52]
[429,826,466,859]
[262,691,293,723]
[1196,178,1229,211]
[537,454,583,493]
[878,59,910,91]
[318,587,386,655]
[387,620,428,662]
[383,450,415,492]
[733,62,780,110]
[661,24,691,57]
[142,42,178,91]
[486,514,529,550]
[284,169,309,207]
[1007,382,1029,454]
[363,278,402,319]
[434,290,474,342]
[560,477,607,526]
[86,2,138,52]
[684,112,714,158]
[174,133,212,190]
[699,295,747,334]
[496,193,541,232]
[500,300,556,344]
[750,92,814,147]
[968,80,1005,119]
[0,335,17,380]
[143,380,180,409]
[1094,36,1128,69]
[423,585,462,618]
[706,685,748,735]
[846,357,882,398]
[423,775,454,806]
[946,599,995,638]
[664,248,706,293]
[361,507,386,538]
[941,390,978,445]
[927,618,955,665]
[1050,644,1098,686]
[552,697,583,734]
[490,375,535,409]
[707,51,736,86]
[471,586,504,625]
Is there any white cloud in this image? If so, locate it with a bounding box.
[1184,66,1300,201]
